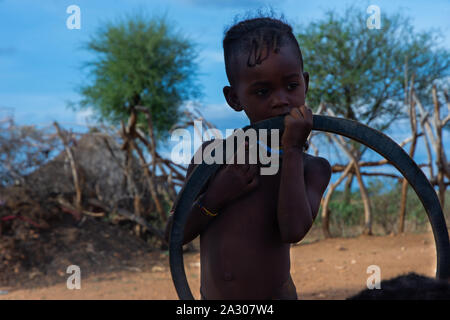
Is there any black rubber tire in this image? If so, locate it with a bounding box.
[169,115,450,300]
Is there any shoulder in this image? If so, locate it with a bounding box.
[303,153,332,182]
[303,153,331,170]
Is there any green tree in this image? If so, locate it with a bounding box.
[296,6,450,236]
[296,6,450,129]
[75,13,201,141]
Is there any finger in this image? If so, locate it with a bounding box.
[289,107,303,119]
[298,105,308,118]
[302,106,313,122]
[240,162,250,173]
[245,175,259,191]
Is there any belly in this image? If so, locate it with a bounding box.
[199,173,291,299]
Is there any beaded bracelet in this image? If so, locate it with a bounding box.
[197,196,218,217]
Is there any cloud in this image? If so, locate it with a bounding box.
[75,108,95,125]
[0,93,86,128]
[200,103,236,121]
[184,100,240,122]
[199,50,224,63]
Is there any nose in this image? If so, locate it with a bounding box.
[271,90,289,110]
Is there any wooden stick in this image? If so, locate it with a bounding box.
[321,161,354,238]
[53,122,82,217]
[325,107,373,235]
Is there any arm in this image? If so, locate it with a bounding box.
[277,105,331,243]
[164,140,259,245]
[277,153,331,243]
[164,141,223,246]
[277,147,311,243]
[169,165,223,246]
[305,156,332,222]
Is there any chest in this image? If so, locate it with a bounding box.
[242,167,282,216]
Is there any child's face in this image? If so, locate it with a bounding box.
[223,45,309,124]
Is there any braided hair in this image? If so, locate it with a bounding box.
[223,13,304,86]
[223,13,309,151]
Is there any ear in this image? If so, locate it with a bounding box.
[303,72,309,95]
[223,86,243,112]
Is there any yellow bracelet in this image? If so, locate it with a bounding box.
[201,206,218,217]
[197,197,218,217]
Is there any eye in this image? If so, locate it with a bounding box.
[287,82,299,90]
[255,88,269,96]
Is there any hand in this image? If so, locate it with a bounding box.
[281,105,313,149]
[202,141,259,211]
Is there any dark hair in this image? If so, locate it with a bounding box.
[223,12,304,86]
[348,273,450,300]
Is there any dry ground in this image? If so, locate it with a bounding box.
[0,230,438,300]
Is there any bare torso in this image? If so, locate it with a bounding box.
[200,157,305,299]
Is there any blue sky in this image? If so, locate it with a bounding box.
[0,0,449,177]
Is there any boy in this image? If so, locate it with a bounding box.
[166,15,331,300]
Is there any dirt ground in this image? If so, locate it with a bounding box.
[0,223,440,300]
